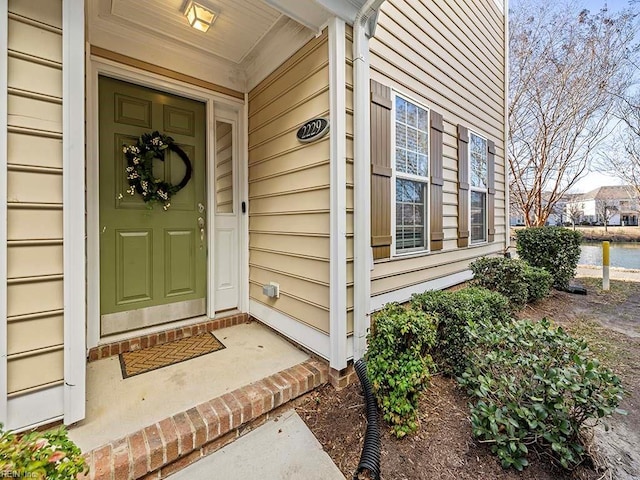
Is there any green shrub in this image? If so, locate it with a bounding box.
[470,257,529,310]
[0,425,88,479]
[470,257,553,308]
[410,287,512,376]
[459,318,624,471]
[366,304,438,438]
[523,264,553,301]
[516,227,582,289]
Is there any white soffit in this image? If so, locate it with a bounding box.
[106,0,283,63]
[263,0,371,29]
[262,0,331,31]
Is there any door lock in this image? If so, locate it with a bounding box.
[198,217,205,247]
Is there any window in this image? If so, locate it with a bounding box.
[469,131,488,243]
[393,94,429,253]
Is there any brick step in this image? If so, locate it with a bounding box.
[80,358,329,480]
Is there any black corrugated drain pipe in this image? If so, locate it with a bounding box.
[353,358,381,480]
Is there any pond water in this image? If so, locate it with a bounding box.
[579,242,640,270]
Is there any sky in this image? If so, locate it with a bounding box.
[571,171,624,193]
[579,0,633,12]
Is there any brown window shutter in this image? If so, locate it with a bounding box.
[370,79,393,259]
[430,111,444,251]
[487,140,496,242]
[457,125,470,248]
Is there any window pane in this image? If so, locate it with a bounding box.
[469,132,487,188]
[418,108,428,131]
[471,190,486,243]
[396,123,407,149]
[216,121,233,213]
[417,154,428,177]
[407,127,418,152]
[395,96,429,177]
[396,148,407,172]
[407,102,417,126]
[396,178,426,251]
[396,96,407,123]
[418,130,428,155]
[407,152,418,175]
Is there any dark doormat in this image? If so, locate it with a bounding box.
[119,332,225,378]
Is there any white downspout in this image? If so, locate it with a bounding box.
[504,0,510,252]
[353,0,385,361]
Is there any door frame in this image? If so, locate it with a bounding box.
[86,52,247,349]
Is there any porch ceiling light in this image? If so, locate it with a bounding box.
[184,1,217,33]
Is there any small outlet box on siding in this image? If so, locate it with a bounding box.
[262,282,280,299]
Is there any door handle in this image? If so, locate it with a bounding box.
[198,217,205,248]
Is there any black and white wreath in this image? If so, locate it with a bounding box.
[122,131,192,210]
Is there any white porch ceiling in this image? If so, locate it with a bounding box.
[88,0,371,91]
[108,0,284,64]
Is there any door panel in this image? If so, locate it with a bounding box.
[99,76,207,335]
[164,229,196,296]
[116,230,153,305]
[114,94,152,128]
[164,105,195,136]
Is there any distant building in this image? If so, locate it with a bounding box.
[510,192,575,226]
[565,186,639,226]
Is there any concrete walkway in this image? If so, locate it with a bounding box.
[70,322,309,452]
[169,410,346,480]
[577,265,640,282]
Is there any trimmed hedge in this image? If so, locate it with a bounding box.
[366,304,438,438]
[459,318,624,471]
[470,256,552,309]
[410,287,512,376]
[516,227,582,289]
[524,263,554,301]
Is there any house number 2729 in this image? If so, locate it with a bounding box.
[296,118,330,143]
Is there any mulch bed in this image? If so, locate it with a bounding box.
[297,278,640,479]
[298,375,599,480]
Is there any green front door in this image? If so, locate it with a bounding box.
[99,76,207,336]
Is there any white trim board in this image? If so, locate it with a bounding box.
[370,270,474,311]
[0,0,9,425]
[7,385,64,432]
[63,0,87,426]
[249,300,330,361]
[240,94,250,314]
[328,17,347,370]
[85,56,246,349]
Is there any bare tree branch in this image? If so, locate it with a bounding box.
[509,0,639,226]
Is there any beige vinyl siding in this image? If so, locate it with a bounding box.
[248,31,331,334]
[369,0,507,298]
[6,0,64,395]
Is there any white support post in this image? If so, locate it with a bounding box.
[352,17,372,362]
[328,17,347,370]
[503,0,510,252]
[62,0,87,425]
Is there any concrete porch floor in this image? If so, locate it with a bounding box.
[69,321,309,452]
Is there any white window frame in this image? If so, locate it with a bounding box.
[391,91,430,256]
[469,130,488,245]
